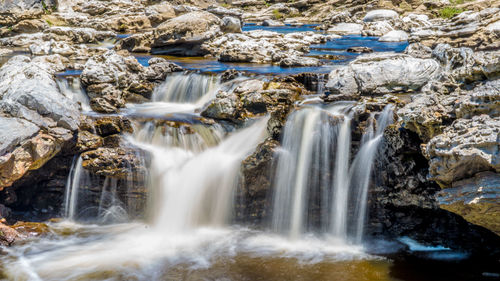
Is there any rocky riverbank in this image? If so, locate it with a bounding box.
[0,0,498,261]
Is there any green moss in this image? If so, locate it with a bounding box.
[439,7,463,18]
[45,19,53,26]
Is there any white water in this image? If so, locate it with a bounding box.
[271,104,393,243]
[0,73,392,280]
[56,78,91,112]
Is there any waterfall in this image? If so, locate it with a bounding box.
[152,72,221,105]
[271,104,393,243]
[56,77,91,112]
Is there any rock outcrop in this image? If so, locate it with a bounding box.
[0,55,80,189]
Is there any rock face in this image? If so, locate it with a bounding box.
[152,11,222,56]
[326,53,441,97]
[0,55,80,189]
[424,115,500,187]
[437,172,500,236]
[379,30,408,42]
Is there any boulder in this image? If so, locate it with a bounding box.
[81,50,181,112]
[0,55,79,189]
[437,172,500,235]
[327,23,363,35]
[424,115,500,187]
[326,53,441,96]
[379,30,408,42]
[152,11,222,56]
[0,0,56,25]
[221,16,242,33]
[363,10,399,22]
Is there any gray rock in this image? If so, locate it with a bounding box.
[152,11,222,56]
[222,16,242,33]
[0,117,39,155]
[456,79,500,119]
[0,55,80,130]
[326,53,441,96]
[363,10,399,22]
[379,30,408,42]
[425,115,500,187]
[262,19,284,27]
[328,23,363,35]
[437,171,500,235]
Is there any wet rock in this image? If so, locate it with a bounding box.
[279,56,321,67]
[379,30,408,42]
[76,130,104,152]
[437,172,500,235]
[237,138,279,224]
[201,91,240,121]
[424,115,500,187]
[326,53,441,96]
[0,222,22,246]
[12,221,49,237]
[363,9,399,22]
[93,116,133,137]
[81,147,147,179]
[152,11,222,56]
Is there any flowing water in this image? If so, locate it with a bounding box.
[271,104,393,243]
[1,71,489,280]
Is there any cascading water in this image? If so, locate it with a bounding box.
[56,77,91,112]
[271,103,394,243]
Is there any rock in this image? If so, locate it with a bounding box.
[363,9,399,22]
[11,19,48,34]
[362,21,394,37]
[0,222,22,246]
[0,0,56,25]
[0,49,14,57]
[152,11,222,56]
[262,19,284,27]
[328,23,363,35]
[0,118,40,156]
[279,56,321,67]
[404,43,432,59]
[201,91,240,121]
[237,138,279,224]
[486,20,500,35]
[456,79,500,119]
[207,5,243,19]
[347,47,373,53]
[118,32,154,53]
[221,16,242,33]
[203,30,327,64]
[81,50,180,112]
[81,147,147,179]
[326,53,441,96]
[431,44,500,83]
[379,30,408,42]
[437,172,500,235]
[424,115,500,187]
[145,2,176,26]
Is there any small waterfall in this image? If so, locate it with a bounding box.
[57,77,91,112]
[271,104,394,243]
[129,117,268,232]
[63,156,87,220]
[152,72,220,104]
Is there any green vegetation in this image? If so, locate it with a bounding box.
[272,9,284,20]
[439,6,463,18]
[46,19,53,26]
